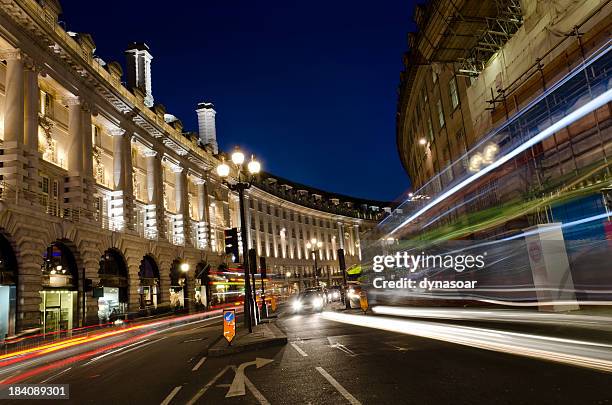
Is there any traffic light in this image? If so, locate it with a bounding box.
[84,278,93,292]
[259,256,267,279]
[224,228,239,263]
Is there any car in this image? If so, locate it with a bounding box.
[328,285,343,301]
[291,291,326,313]
[304,286,330,303]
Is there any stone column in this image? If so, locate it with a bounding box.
[110,128,127,230]
[122,135,134,230]
[64,96,86,211]
[1,49,27,188]
[112,129,125,190]
[23,58,40,194]
[81,103,95,212]
[2,49,24,145]
[142,149,158,239]
[82,107,93,178]
[196,181,206,222]
[337,222,345,249]
[353,224,361,260]
[66,97,83,174]
[173,166,190,245]
[146,152,166,240]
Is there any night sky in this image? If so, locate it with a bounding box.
[59,1,415,202]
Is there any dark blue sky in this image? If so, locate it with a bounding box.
[60,1,414,201]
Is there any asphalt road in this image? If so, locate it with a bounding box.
[3,306,612,405]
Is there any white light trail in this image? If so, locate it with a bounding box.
[322,312,612,372]
[387,87,612,237]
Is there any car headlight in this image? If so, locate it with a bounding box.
[312,297,323,308]
[292,300,302,311]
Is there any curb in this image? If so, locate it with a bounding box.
[208,322,288,357]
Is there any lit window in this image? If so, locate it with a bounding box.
[449,78,459,109]
[436,100,445,129]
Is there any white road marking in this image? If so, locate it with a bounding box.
[40,367,72,384]
[290,342,308,357]
[244,374,271,405]
[315,367,362,405]
[329,342,357,356]
[120,337,168,356]
[192,356,207,371]
[160,385,182,405]
[185,365,231,405]
[226,358,274,398]
[83,339,150,365]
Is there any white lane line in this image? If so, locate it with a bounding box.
[121,337,168,357]
[160,385,182,405]
[315,367,362,405]
[290,342,308,357]
[244,374,271,405]
[83,339,150,365]
[192,356,207,371]
[40,367,72,384]
[185,365,231,405]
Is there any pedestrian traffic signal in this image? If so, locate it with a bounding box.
[224,228,239,262]
[84,278,93,292]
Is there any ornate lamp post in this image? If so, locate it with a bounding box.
[306,238,323,287]
[216,147,261,333]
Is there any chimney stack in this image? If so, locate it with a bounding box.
[125,42,154,107]
[196,102,218,154]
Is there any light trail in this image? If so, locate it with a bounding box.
[0,331,156,384]
[0,307,235,367]
[381,40,612,227]
[321,312,612,373]
[386,86,612,237]
[371,306,612,330]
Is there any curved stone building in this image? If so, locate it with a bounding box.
[0,0,389,339]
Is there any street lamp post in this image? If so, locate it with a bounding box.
[306,238,323,287]
[216,147,261,333]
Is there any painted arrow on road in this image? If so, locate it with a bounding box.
[225,358,274,398]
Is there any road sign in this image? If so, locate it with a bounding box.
[359,291,368,314]
[223,309,236,344]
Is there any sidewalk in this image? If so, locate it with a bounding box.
[208,320,287,357]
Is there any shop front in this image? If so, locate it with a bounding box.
[40,242,79,334]
[138,255,160,310]
[194,262,211,309]
[0,233,17,341]
[169,259,189,310]
[96,249,128,323]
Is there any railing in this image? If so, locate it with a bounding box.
[0,182,124,230]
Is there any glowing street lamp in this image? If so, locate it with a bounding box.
[216,146,262,333]
[306,238,323,287]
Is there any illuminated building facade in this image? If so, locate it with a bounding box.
[394,0,612,239]
[0,0,388,339]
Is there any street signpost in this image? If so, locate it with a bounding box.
[223,309,236,345]
[359,291,368,314]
